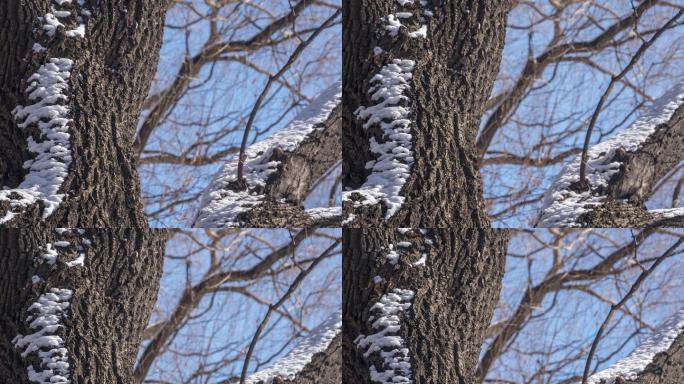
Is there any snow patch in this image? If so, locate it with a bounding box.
[343,59,415,218]
[408,25,427,38]
[355,289,415,384]
[411,254,426,267]
[65,254,84,268]
[649,207,684,220]
[588,309,684,384]
[385,14,403,37]
[194,81,342,227]
[386,249,400,265]
[245,310,342,384]
[304,206,341,223]
[41,244,59,265]
[65,24,85,38]
[537,82,684,227]
[0,58,74,223]
[13,288,73,384]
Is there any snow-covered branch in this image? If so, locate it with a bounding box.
[245,310,341,384]
[588,309,684,384]
[193,81,341,228]
[537,82,684,227]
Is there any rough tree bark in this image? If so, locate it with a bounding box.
[0,228,167,383]
[342,0,510,227]
[0,0,167,228]
[0,1,171,383]
[343,228,509,383]
[342,1,512,382]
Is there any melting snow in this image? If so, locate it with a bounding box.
[588,309,684,384]
[537,82,684,227]
[245,310,342,384]
[194,81,342,227]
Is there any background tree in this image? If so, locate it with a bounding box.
[1,228,342,383]
[344,228,684,384]
[479,1,684,228]
[342,0,684,228]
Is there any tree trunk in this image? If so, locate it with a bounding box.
[342,0,510,227]
[0,228,167,383]
[0,0,167,228]
[343,228,509,383]
[342,1,512,382]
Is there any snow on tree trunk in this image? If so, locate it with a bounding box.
[0,228,167,383]
[342,0,510,227]
[343,228,509,383]
[194,81,342,228]
[0,0,167,227]
[0,0,86,224]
